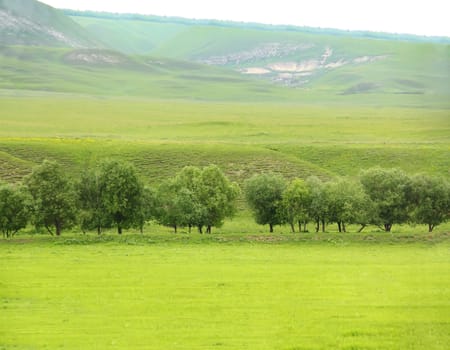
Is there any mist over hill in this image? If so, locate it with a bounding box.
[0,0,448,102]
[0,0,100,47]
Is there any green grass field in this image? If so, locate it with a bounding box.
[1,5,449,348]
[1,235,449,350]
[1,95,449,184]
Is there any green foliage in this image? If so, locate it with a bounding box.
[244,173,287,232]
[0,182,30,238]
[325,177,374,232]
[156,165,239,233]
[306,176,329,232]
[24,160,77,236]
[410,174,450,232]
[360,167,412,231]
[133,186,158,233]
[76,167,111,234]
[156,177,196,232]
[280,178,310,232]
[196,165,240,233]
[96,159,144,234]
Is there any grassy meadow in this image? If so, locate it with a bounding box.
[0,95,449,184]
[1,236,449,350]
[1,5,449,348]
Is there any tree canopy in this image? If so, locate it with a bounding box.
[245,173,286,232]
[156,165,239,233]
[410,174,450,232]
[24,160,78,236]
[360,167,412,232]
[96,160,145,234]
[0,183,30,238]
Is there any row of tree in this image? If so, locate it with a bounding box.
[245,168,450,233]
[0,160,449,238]
[0,160,239,237]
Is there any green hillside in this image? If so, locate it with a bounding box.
[0,45,448,107]
[1,96,448,184]
[0,3,448,186]
[69,11,450,98]
[0,45,296,102]
[0,0,99,47]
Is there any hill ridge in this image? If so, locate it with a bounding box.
[0,0,101,48]
[64,9,450,44]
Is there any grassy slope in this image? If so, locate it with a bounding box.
[0,96,448,184]
[1,239,449,350]
[0,10,448,184]
[70,16,188,54]
[0,46,308,102]
[71,14,450,97]
[0,0,99,47]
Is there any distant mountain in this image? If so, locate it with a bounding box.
[68,10,450,94]
[0,0,100,47]
[0,3,448,105]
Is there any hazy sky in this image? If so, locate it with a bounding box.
[39,0,450,37]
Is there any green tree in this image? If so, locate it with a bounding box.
[156,165,239,234]
[156,170,203,233]
[281,178,310,232]
[410,174,450,232]
[133,186,158,234]
[24,160,77,236]
[173,166,205,233]
[326,177,372,232]
[245,173,286,233]
[360,167,411,232]
[0,183,30,238]
[76,168,111,234]
[196,165,240,234]
[97,160,144,234]
[306,176,329,232]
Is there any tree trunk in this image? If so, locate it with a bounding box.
[337,222,342,233]
[269,223,274,233]
[118,225,122,234]
[173,225,177,234]
[290,223,295,233]
[321,219,325,233]
[206,225,212,234]
[358,224,366,233]
[198,225,203,234]
[45,225,54,236]
[298,221,302,233]
[55,221,61,236]
[428,224,434,233]
[303,222,307,232]
[315,220,319,233]
[97,226,101,235]
[188,224,192,234]
[384,223,392,232]
[342,222,346,233]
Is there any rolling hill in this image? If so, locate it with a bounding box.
[0,2,448,103]
[0,0,100,47]
[0,1,448,185]
[68,10,450,96]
